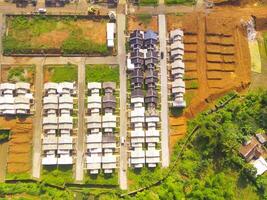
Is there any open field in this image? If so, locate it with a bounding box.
[1,65,35,84]
[85,64,119,84]
[127,15,158,33]
[4,16,109,55]
[167,12,252,147]
[44,64,78,82]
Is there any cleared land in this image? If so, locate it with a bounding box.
[167,12,251,149]
[127,15,158,33]
[0,117,33,174]
[4,16,109,55]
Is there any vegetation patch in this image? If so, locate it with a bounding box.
[41,165,74,186]
[84,171,118,186]
[4,16,109,55]
[85,65,119,84]
[165,0,196,5]
[6,172,31,180]
[7,66,35,83]
[47,64,77,82]
[139,0,158,5]
[0,130,10,142]
[136,14,153,26]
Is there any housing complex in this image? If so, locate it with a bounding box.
[42,82,76,165]
[86,82,118,174]
[127,30,161,168]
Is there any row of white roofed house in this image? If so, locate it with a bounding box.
[169,29,186,108]
[42,82,76,165]
[128,30,161,168]
[0,82,33,115]
[86,82,117,174]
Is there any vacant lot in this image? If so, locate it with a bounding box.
[0,117,33,174]
[44,64,78,83]
[127,15,158,33]
[86,65,119,84]
[1,65,35,84]
[4,16,109,55]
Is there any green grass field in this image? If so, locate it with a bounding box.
[86,65,119,84]
[47,64,77,82]
[41,165,74,186]
[139,0,158,5]
[165,0,195,5]
[4,16,109,55]
[84,171,118,186]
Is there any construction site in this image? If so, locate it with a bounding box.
[167,8,267,149]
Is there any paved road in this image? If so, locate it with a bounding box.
[32,59,45,179]
[0,142,8,182]
[117,13,128,190]
[1,56,118,66]
[75,58,86,182]
[158,14,169,168]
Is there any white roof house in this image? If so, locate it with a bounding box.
[0,83,15,91]
[88,82,102,90]
[102,113,116,129]
[87,133,102,149]
[145,147,160,167]
[42,135,58,150]
[250,156,267,176]
[59,95,73,110]
[171,60,185,69]
[44,82,58,91]
[42,153,57,165]
[131,129,145,144]
[170,41,184,51]
[102,154,116,172]
[170,29,184,41]
[58,135,73,150]
[86,114,101,129]
[107,23,116,48]
[58,115,73,130]
[130,148,145,168]
[86,155,102,173]
[146,129,160,143]
[43,96,58,110]
[87,95,102,109]
[172,78,185,88]
[171,68,185,76]
[15,82,30,90]
[58,154,73,165]
[171,48,184,57]
[43,115,58,130]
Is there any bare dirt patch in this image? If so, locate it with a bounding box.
[0,117,33,174]
[167,11,252,148]
[127,15,158,33]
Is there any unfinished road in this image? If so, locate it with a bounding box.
[158,14,170,168]
[75,58,86,182]
[117,13,128,190]
[32,59,45,179]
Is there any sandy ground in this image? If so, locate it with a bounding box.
[127,15,158,33]
[0,117,33,174]
[167,11,253,148]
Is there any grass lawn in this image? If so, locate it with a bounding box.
[139,0,158,6]
[165,0,195,5]
[86,65,119,84]
[84,171,118,186]
[6,172,31,180]
[47,64,77,82]
[4,16,109,55]
[41,165,74,186]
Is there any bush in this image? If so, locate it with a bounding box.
[139,0,158,5]
[84,172,118,186]
[0,130,10,142]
